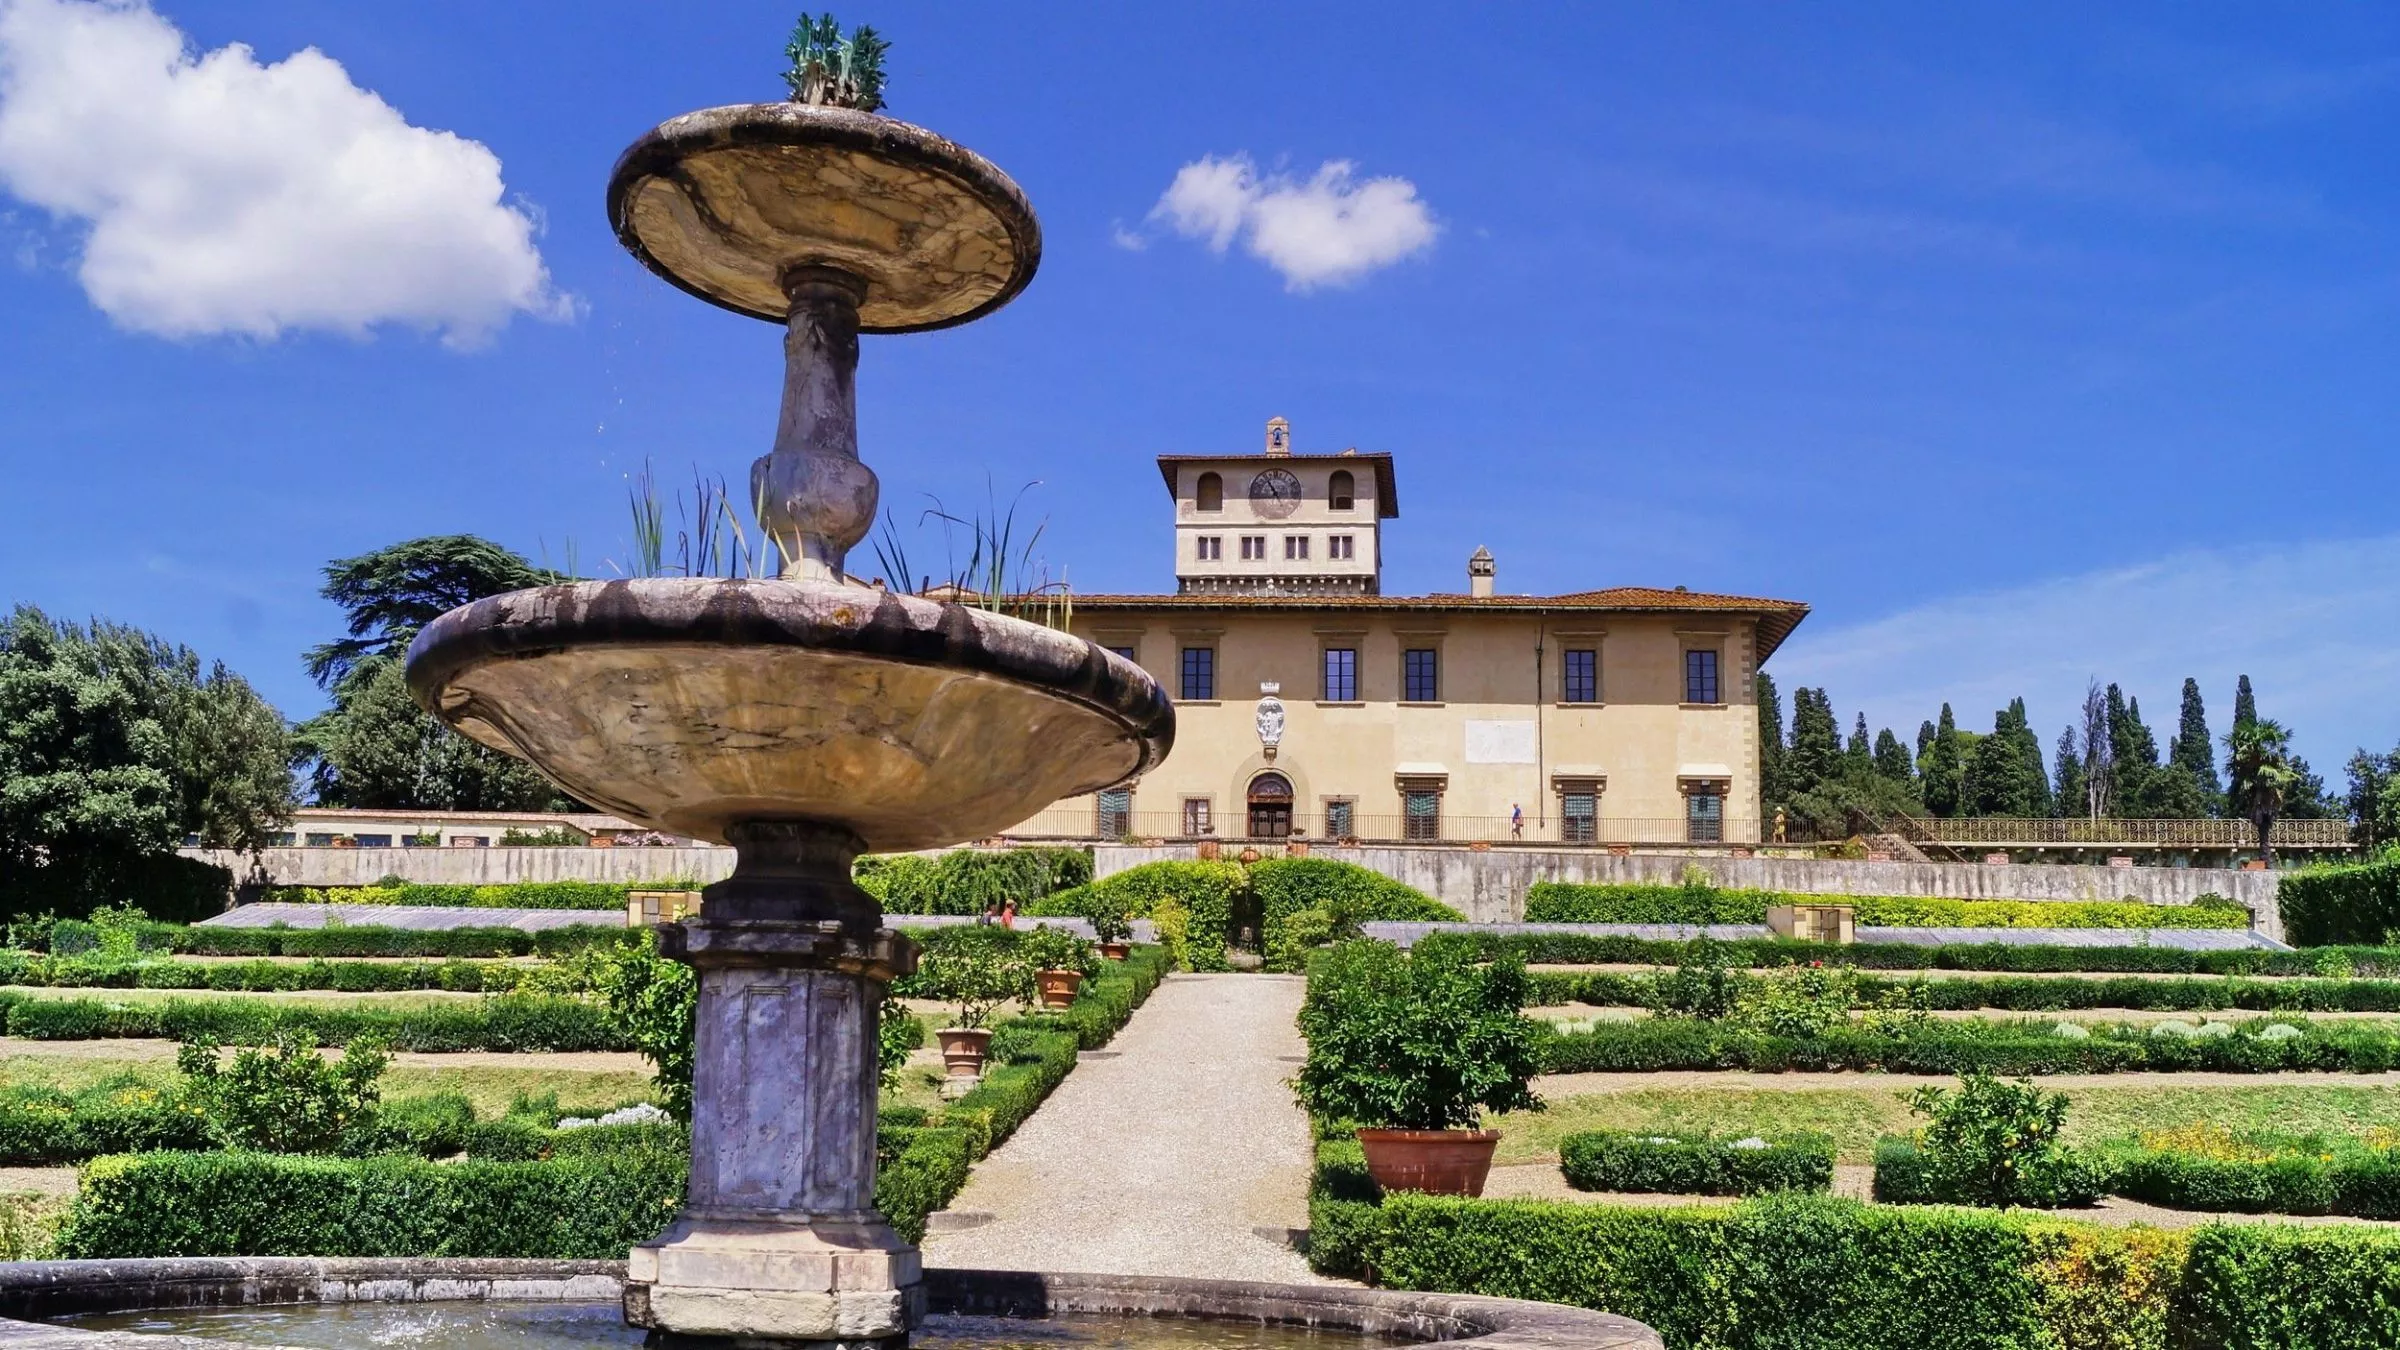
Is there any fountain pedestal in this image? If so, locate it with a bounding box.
[624,824,919,1347]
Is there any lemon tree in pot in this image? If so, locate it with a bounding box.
[1025,924,1097,1008]
[1291,938,1542,1196]
[918,928,1027,1093]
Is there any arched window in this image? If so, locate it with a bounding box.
[1195,472,1223,512]
[1328,470,1355,511]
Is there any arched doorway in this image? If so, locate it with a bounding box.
[1246,771,1294,839]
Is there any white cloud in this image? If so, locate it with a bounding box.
[1772,537,2400,774]
[0,0,569,344]
[1143,153,1437,291]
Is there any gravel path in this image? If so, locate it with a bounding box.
[921,973,1324,1283]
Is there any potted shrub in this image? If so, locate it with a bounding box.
[916,930,1026,1090]
[1292,939,1543,1196]
[1024,926,1097,1009]
[1088,899,1134,961]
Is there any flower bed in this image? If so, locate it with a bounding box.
[1536,1015,2400,1075]
[1559,1129,1832,1196]
[1524,881,2250,929]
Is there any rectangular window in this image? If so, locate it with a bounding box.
[1686,790,1724,843]
[1403,790,1441,841]
[1194,536,1222,561]
[1322,647,1357,701]
[1329,535,1354,560]
[1324,799,1354,839]
[1685,649,1720,704]
[1561,792,1598,843]
[1180,646,1215,701]
[304,833,335,847]
[353,833,393,848]
[1240,535,1267,560]
[453,835,490,848]
[269,832,296,848]
[1563,648,1597,703]
[1284,535,1309,560]
[1106,645,1136,662]
[1182,798,1212,835]
[1098,789,1132,838]
[1403,648,1439,702]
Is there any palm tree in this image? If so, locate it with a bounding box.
[2225,719,2299,868]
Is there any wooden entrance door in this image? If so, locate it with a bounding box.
[1247,772,1293,838]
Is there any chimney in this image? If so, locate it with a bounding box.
[1468,545,1495,598]
[1264,416,1290,456]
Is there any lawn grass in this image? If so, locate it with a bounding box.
[0,1050,658,1120]
[1489,1083,2400,1166]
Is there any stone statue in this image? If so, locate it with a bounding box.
[1256,681,1285,759]
[1773,806,1788,844]
[784,14,888,111]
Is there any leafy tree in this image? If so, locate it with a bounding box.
[1785,688,1841,799]
[1872,728,1914,784]
[1756,672,1787,808]
[176,1032,388,1155]
[1962,699,2047,818]
[295,536,570,810]
[2283,757,2336,821]
[589,932,698,1121]
[1921,704,1963,818]
[2226,719,2300,866]
[1906,1073,2094,1208]
[2346,748,2400,851]
[1783,764,1923,840]
[2168,678,2224,811]
[1291,940,1542,1131]
[0,607,292,919]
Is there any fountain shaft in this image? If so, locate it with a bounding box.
[755,267,878,583]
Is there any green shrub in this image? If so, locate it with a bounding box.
[2,993,626,1052]
[585,932,696,1119]
[0,1077,212,1165]
[1085,861,1246,971]
[1293,940,1542,1131]
[875,1126,972,1243]
[377,1091,478,1157]
[1901,1073,2102,1208]
[2282,859,2400,948]
[1523,881,2250,930]
[854,847,1090,915]
[176,1032,389,1155]
[55,1150,684,1258]
[910,925,1033,1028]
[1531,968,2400,1017]
[1417,929,2400,978]
[1560,1129,1833,1196]
[2172,1223,2400,1348]
[261,881,633,911]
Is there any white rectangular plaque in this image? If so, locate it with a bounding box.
[1464,720,1538,764]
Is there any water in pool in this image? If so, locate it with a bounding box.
[63,1301,1392,1350]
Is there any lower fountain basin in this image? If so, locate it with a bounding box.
[403,578,1173,852]
[1,1261,1660,1350]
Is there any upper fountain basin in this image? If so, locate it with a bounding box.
[403,578,1171,852]
[607,102,1040,331]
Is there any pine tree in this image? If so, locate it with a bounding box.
[1873,728,1914,784]
[2168,678,2224,811]
[1845,714,1874,777]
[1786,688,1841,797]
[2054,726,2085,817]
[1923,704,1963,818]
[1757,672,1787,808]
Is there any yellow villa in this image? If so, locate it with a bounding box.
[1011,420,1810,847]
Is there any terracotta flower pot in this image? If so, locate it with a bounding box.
[1099,942,1130,961]
[936,1027,992,1080]
[1035,968,1085,1009]
[1356,1128,1502,1197]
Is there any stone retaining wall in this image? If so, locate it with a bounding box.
[182,847,735,891]
[1094,844,2286,940]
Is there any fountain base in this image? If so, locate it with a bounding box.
[625,1215,920,1349]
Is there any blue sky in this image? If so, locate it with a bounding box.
[2,1,2396,776]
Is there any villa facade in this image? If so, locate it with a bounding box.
[1007,420,1810,847]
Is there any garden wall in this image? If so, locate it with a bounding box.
[1092,845,2283,939]
[182,847,736,891]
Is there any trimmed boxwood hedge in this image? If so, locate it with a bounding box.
[2104,1145,2400,1220]
[1416,929,2400,977]
[1034,858,1459,972]
[1313,1157,2400,1350]
[42,919,627,959]
[1537,1016,2400,1076]
[260,881,647,911]
[1870,1136,2108,1208]
[55,1150,684,1258]
[0,991,627,1052]
[1560,1129,1832,1196]
[853,847,1091,915]
[1525,969,2400,1015]
[0,954,554,994]
[1524,880,2250,930]
[2282,859,2400,948]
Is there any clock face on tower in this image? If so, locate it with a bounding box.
[1249,468,1303,519]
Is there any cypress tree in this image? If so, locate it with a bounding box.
[2008,697,2051,816]
[1963,699,2047,817]
[1845,713,1874,777]
[2054,725,2085,817]
[1757,672,1787,807]
[1916,720,1936,767]
[2233,675,2257,732]
[1786,688,1841,797]
[1873,728,1914,783]
[2108,685,2163,816]
[1923,704,1963,818]
[2168,677,2223,808]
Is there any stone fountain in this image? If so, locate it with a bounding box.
[403,66,1173,1350]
